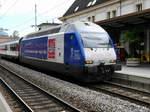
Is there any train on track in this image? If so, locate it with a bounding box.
[0,21,121,82]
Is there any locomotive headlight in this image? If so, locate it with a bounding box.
[85,60,93,64]
[109,60,116,63]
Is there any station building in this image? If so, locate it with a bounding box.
[0,30,12,43]
[60,0,150,63]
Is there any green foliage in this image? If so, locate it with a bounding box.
[120,29,143,58]
[120,29,143,43]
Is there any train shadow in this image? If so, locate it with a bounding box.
[1,58,104,86]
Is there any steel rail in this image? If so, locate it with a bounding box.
[0,63,82,112]
[0,78,33,112]
[104,81,150,95]
[88,82,150,106]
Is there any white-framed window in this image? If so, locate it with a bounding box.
[112,10,116,17]
[88,17,91,21]
[107,11,111,19]
[92,16,95,22]
[136,3,142,11]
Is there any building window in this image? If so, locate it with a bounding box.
[87,0,97,7]
[74,6,79,12]
[92,16,95,22]
[112,10,116,17]
[92,0,97,5]
[87,1,92,7]
[107,12,111,19]
[136,3,142,11]
[88,17,91,21]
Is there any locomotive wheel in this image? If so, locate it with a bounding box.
[104,66,114,80]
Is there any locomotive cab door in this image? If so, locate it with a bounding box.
[64,33,85,67]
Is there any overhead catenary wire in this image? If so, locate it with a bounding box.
[0,0,19,20]
[9,0,74,30]
[1,0,75,36]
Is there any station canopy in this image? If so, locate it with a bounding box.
[96,8,150,30]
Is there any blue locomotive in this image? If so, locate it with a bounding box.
[0,21,121,82]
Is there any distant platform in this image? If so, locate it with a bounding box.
[116,64,150,78]
[113,64,150,91]
[114,64,150,85]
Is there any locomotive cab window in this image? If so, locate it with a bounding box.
[80,32,113,48]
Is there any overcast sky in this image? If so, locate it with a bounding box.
[0,0,75,36]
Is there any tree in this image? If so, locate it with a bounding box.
[120,29,143,58]
[13,30,19,38]
[12,30,20,40]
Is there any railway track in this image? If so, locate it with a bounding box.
[0,64,81,112]
[0,79,28,112]
[87,81,150,106]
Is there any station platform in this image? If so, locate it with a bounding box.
[114,64,150,86]
[115,64,150,78]
[0,92,12,112]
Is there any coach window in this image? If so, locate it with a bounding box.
[10,44,16,51]
[5,45,7,50]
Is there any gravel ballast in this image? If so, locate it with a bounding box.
[0,60,150,112]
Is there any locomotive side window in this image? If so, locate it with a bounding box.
[26,27,61,38]
[80,32,113,48]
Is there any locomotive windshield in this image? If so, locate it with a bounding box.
[80,32,113,48]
